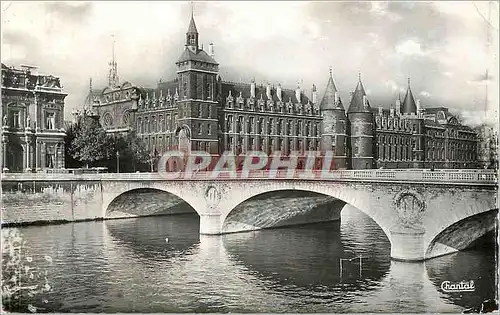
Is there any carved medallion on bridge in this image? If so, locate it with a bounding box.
[393,190,426,228]
[205,185,221,209]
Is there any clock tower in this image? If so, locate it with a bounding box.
[175,13,219,154]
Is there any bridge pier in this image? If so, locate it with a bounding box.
[390,228,426,261]
[199,213,223,235]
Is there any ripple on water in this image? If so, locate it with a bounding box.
[1,205,496,313]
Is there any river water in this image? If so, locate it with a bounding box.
[1,204,497,313]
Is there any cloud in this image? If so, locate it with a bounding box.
[1,1,496,126]
[395,39,426,56]
[419,91,431,97]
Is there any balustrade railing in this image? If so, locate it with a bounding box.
[2,169,497,185]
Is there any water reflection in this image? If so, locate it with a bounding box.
[426,231,498,311]
[104,214,200,261]
[1,206,496,313]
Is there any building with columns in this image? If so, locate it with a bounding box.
[1,63,67,172]
[86,12,478,170]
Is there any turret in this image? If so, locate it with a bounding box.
[402,78,417,115]
[319,69,347,169]
[347,73,374,169]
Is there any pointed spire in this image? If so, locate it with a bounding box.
[347,74,371,113]
[187,3,198,33]
[108,34,119,88]
[320,68,341,110]
[402,77,417,114]
[186,2,199,52]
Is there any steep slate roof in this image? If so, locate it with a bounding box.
[347,79,371,113]
[221,81,311,105]
[320,73,343,110]
[402,84,417,114]
[177,48,218,65]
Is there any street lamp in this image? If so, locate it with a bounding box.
[116,151,120,173]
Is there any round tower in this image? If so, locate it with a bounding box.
[320,69,347,169]
[346,75,374,169]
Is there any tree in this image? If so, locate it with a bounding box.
[108,131,150,172]
[70,115,113,168]
[64,121,83,169]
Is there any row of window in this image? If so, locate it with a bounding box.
[137,114,179,134]
[375,117,417,132]
[225,97,319,116]
[7,110,56,130]
[225,115,320,137]
[224,136,319,153]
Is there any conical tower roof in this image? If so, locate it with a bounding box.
[402,78,417,114]
[347,74,371,113]
[320,70,343,110]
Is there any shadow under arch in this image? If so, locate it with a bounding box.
[105,188,198,219]
[221,189,392,247]
[221,205,392,301]
[425,208,498,260]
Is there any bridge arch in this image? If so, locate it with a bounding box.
[425,208,498,259]
[102,184,201,219]
[217,182,393,245]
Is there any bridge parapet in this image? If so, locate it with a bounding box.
[2,169,497,186]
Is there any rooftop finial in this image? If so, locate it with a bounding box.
[191,1,194,18]
[358,71,362,82]
[329,67,333,78]
[407,77,411,87]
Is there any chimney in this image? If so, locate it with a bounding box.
[311,84,317,104]
[395,98,401,115]
[250,79,256,98]
[266,82,271,99]
[277,83,282,101]
[208,43,215,57]
[295,82,301,103]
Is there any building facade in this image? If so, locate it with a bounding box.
[88,14,479,170]
[1,64,67,172]
[475,124,498,169]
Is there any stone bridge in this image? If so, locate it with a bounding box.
[1,169,497,262]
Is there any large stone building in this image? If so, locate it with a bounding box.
[87,13,479,170]
[1,64,67,172]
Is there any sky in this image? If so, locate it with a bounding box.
[1,1,499,127]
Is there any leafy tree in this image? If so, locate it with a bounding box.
[64,121,83,169]
[107,132,150,172]
[70,115,113,168]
